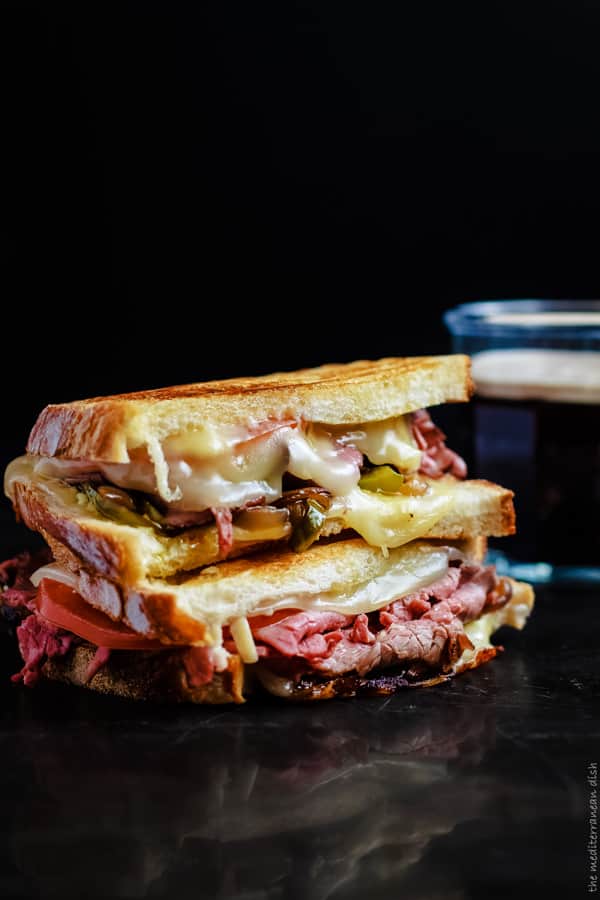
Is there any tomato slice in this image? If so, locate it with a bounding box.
[36,579,166,650]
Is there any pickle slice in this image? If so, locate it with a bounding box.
[358,465,406,494]
[289,498,327,552]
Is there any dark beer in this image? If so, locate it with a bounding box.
[445,301,600,576]
[473,397,600,565]
[470,348,600,566]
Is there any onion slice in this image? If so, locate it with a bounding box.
[233,506,291,541]
[29,563,79,590]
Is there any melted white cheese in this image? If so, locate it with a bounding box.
[456,592,532,669]
[29,415,423,513]
[241,547,450,618]
[332,481,454,548]
[230,616,259,663]
[7,446,454,555]
[8,454,455,565]
[286,428,359,495]
[340,417,422,472]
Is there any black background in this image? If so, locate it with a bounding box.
[0,12,597,896]
[3,0,599,469]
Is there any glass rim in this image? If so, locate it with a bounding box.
[444,299,600,339]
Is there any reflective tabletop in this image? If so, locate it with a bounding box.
[1,578,597,899]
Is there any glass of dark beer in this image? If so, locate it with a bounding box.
[445,300,600,584]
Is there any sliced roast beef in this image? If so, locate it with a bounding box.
[0,550,51,615]
[412,409,467,479]
[379,563,496,626]
[211,507,234,555]
[183,646,217,688]
[182,645,229,688]
[253,611,352,659]
[334,442,364,468]
[442,564,497,619]
[253,560,504,680]
[11,614,75,686]
[349,613,376,645]
[313,615,472,677]
[2,554,116,686]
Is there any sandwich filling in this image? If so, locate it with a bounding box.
[6,410,467,561]
[0,549,531,700]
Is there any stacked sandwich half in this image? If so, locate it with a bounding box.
[1,356,533,702]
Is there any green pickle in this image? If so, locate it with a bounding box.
[141,499,169,526]
[290,498,327,552]
[358,465,406,494]
[79,483,167,533]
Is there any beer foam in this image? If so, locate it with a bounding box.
[472,349,600,404]
[485,312,600,327]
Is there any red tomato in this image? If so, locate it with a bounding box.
[36,579,165,650]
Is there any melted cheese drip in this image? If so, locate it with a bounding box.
[337,416,422,472]
[257,548,449,616]
[146,436,182,503]
[8,458,455,563]
[455,591,533,670]
[28,414,424,513]
[330,481,454,548]
[286,428,359,494]
[230,617,259,663]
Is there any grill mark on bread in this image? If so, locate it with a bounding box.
[26,356,473,461]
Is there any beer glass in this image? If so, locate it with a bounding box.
[445,300,600,584]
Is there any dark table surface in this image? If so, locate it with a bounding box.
[1,531,598,899]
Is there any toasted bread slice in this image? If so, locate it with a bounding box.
[42,644,245,704]
[29,537,498,646]
[37,579,533,704]
[27,356,472,461]
[9,462,514,586]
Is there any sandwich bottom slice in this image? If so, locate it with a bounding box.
[0,538,534,704]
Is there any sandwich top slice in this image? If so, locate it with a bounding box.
[5,356,515,584]
[0,537,534,704]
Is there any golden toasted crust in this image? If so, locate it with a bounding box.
[135,589,211,645]
[424,480,515,538]
[11,474,514,589]
[26,356,473,461]
[42,644,245,704]
[9,477,270,585]
[13,532,480,646]
[11,480,143,583]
